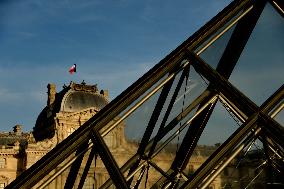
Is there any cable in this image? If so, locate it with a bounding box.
[144,164,150,189]
[176,66,190,153]
[219,97,243,126]
[94,152,98,181]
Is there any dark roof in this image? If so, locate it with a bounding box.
[0,132,29,147]
[33,82,108,141]
[61,91,108,112]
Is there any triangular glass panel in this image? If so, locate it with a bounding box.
[229,3,284,105]
[179,100,244,188]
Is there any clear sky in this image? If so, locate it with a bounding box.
[0,0,283,144]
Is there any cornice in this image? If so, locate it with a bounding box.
[0,152,18,157]
[26,151,47,155]
[56,107,98,119]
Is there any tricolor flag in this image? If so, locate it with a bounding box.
[69,64,76,74]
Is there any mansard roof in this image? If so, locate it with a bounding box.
[0,131,29,147]
[33,81,109,141]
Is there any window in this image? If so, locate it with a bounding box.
[104,132,114,148]
[0,159,5,168]
[67,127,75,136]
[0,183,5,189]
[188,165,194,174]
[83,176,95,189]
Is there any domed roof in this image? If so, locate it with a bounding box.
[33,81,109,141]
[61,90,108,112]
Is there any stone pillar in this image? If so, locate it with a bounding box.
[100,90,109,100]
[13,125,22,136]
[47,83,56,106]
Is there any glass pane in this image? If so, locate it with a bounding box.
[125,163,164,188]
[31,155,73,189]
[150,121,191,173]
[214,138,283,189]
[199,100,242,145]
[274,110,284,127]
[194,7,251,69]
[180,100,244,187]
[33,148,113,189]
[269,99,284,127]
[123,88,161,141]
[229,3,284,105]
[146,65,210,161]
[166,65,209,126]
[102,85,162,168]
[220,139,266,189]
[197,24,236,69]
[148,70,184,140]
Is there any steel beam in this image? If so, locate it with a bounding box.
[199,127,262,189]
[64,142,89,189]
[100,91,216,189]
[147,66,190,158]
[6,1,255,188]
[90,129,128,189]
[127,73,176,186]
[152,2,267,182]
[77,146,97,189]
[155,2,267,184]
[6,0,272,189]
[270,0,284,17]
[179,51,284,188]
[180,114,259,188]
[214,0,266,79]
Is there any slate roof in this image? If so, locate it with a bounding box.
[33,81,108,141]
[0,132,29,147]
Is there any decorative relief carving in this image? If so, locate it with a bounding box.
[56,108,98,119]
[0,175,9,180]
[37,136,57,150]
[70,82,98,93]
[27,133,36,143]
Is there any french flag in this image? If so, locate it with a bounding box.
[69,64,76,74]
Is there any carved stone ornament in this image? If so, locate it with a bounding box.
[27,133,36,143]
[70,82,98,93]
[37,136,57,150]
[0,175,9,181]
[57,107,98,119]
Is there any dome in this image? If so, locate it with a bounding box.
[61,91,108,112]
[33,82,109,141]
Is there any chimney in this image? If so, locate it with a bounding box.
[13,125,22,135]
[100,90,109,100]
[47,83,56,106]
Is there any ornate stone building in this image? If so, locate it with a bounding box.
[0,82,220,189]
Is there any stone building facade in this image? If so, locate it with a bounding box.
[0,82,221,189]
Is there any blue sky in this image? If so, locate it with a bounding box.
[0,0,283,145]
[0,0,232,132]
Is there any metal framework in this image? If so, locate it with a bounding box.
[6,0,284,188]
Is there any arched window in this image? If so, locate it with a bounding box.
[104,132,114,148]
[0,159,5,169]
[67,127,75,136]
[0,183,5,189]
[0,175,8,189]
[82,176,96,189]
